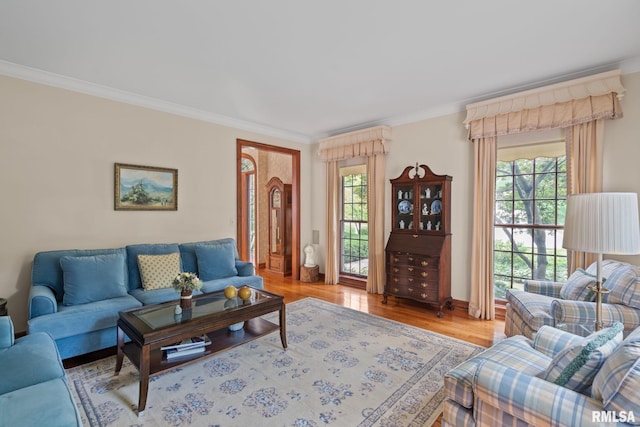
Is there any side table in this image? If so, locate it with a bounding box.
[300,265,319,283]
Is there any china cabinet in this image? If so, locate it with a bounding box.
[383,164,453,317]
[266,177,292,276]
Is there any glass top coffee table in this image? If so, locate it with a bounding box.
[115,287,286,415]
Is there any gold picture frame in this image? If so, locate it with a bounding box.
[114,163,178,211]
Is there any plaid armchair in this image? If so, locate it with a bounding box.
[505,260,640,338]
[444,324,640,427]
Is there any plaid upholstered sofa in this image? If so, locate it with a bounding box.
[505,260,640,338]
[443,323,640,426]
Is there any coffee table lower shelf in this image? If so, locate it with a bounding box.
[122,317,278,376]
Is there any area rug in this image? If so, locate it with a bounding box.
[66,298,484,426]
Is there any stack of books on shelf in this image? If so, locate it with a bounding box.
[162,335,211,360]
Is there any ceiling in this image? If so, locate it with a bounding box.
[1,1,640,143]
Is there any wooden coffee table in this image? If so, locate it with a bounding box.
[115,287,286,415]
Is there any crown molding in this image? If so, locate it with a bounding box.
[0,60,311,144]
[621,56,640,74]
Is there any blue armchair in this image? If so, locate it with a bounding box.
[0,316,82,426]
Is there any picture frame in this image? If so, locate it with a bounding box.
[114,163,178,211]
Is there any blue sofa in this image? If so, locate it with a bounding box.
[28,238,262,359]
[0,316,82,426]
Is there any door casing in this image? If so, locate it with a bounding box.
[236,139,301,279]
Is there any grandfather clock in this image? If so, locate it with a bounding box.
[266,177,292,276]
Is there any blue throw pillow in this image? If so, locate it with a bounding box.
[196,243,238,281]
[542,322,624,394]
[60,253,128,305]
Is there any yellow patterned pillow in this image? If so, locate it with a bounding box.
[137,253,181,290]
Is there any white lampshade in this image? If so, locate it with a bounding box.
[563,192,640,255]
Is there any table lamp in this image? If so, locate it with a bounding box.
[563,192,640,331]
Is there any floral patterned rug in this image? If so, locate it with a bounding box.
[66,297,484,426]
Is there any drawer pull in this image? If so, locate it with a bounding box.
[421,272,429,277]
[421,293,429,299]
[394,257,399,262]
[393,278,399,283]
[408,257,414,262]
[393,268,399,273]
[408,278,414,282]
[408,288,414,293]
[407,267,414,272]
[421,260,429,266]
[393,288,399,292]
[412,234,419,238]
[421,282,428,288]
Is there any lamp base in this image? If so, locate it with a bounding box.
[587,284,611,331]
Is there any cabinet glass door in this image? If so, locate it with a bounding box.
[419,184,443,231]
[395,185,414,230]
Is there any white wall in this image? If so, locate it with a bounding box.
[0,75,312,332]
[310,71,640,303]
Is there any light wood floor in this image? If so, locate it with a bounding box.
[261,270,506,348]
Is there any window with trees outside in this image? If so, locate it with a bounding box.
[494,141,568,299]
[340,165,368,281]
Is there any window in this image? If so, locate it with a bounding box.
[340,165,368,281]
[494,141,568,299]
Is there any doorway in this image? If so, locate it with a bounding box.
[236,139,301,279]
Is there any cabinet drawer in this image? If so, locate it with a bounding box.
[390,252,437,268]
[389,273,438,289]
[389,275,438,290]
[407,286,438,303]
[387,281,438,302]
[389,265,438,279]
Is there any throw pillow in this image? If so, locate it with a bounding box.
[125,243,180,290]
[600,265,640,309]
[542,322,624,395]
[60,253,128,305]
[592,326,640,421]
[196,243,238,281]
[559,269,597,301]
[179,239,239,275]
[137,252,181,290]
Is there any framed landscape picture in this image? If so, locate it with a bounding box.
[114,163,178,210]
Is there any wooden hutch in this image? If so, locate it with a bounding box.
[383,164,453,317]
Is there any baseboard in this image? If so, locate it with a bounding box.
[495,302,506,320]
[451,299,505,320]
[452,299,468,311]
